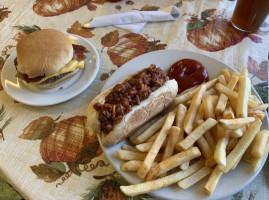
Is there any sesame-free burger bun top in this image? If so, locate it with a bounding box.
[16,29,73,78]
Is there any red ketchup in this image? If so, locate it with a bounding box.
[167,59,209,94]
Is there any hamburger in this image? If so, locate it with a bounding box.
[15,29,88,89]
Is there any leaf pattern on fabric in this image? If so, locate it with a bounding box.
[33,0,106,17]
[0,104,13,141]
[0,56,4,91]
[0,177,23,200]
[186,9,268,52]
[247,56,268,81]
[39,116,102,163]
[102,32,167,67]
[19,116,55,140]
[0,5,11,22]
[30,163,66,182]
[254,82,268,104]
[67,21,95,38]
[13,25,40,34]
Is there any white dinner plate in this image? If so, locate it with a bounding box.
[100,50,269,200]
[1,34,100,106]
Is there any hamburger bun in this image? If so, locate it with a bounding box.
[15,29,87,89]
[17,29,73,78]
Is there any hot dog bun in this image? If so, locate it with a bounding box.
[87,70,178,147]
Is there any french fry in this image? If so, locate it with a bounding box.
[236,76,251,118]
[229,100,237,111]
[175,104,187,142]
[214,137,229,166]
[218,117,255,130]
[178,166,211,189]
[116,150,162,162]
[120,159,205,196]
[195,104,204,121]
[121,160,143,172]
[249,94,261,105]
[248,110,266,120]
[137,112,176,178]
[218,74,227,85]
[205,155,217,168]
[204,130,216,152]
[251,103,268,111]
[226,138,239,153]
[180,162,190,170]
[136,142,154,152]
[215,75,238,115]
[204,88,217,95]
[215,83,258,108]
[242,141,254,164]
[202,95,216,119]
[217,124,231,138]
[196,120,213,159]
[132,113,168,144]
[145,131,159,142]
[251,137,269,172]
[230,128,244,138]
[231,154,243,170]
[122,144,138,152]
[174,79,217,104]
[204,166,223,195]
[184,85,207,134]
[146,147,201,181]
[251,130,269,159]
[177,118,217,151]
[218,118,262,173]
[222,68,231,83]
[197,135,213,159]
[185,100,192,106]
[129,116,161,144]
[241,66,248,77]
[161,126,180,161]
[230,71,240,78]
[223,103,235,119]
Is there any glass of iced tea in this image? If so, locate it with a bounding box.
[231,0,269,32]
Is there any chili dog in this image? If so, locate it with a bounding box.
[87,64,178,147]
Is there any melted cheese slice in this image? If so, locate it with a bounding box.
[30,60,84,85]
[68,36,77,45]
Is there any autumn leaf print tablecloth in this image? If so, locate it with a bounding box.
[0,0,268,200]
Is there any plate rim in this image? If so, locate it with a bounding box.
[100,49,269,200]
[1,33,100,106]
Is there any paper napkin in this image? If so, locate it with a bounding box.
[84,5,182,33]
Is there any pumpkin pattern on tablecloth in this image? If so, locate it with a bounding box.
[101,30,167,68]
[186,9,268,52]
[19,115,105,184]
[83,172,152,200]
[33,0,106,17]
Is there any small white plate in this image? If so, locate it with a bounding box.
[100,50,269,200]
[1,34,100,106]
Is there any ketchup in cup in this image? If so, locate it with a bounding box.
[167,59,209,94]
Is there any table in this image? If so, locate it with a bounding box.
[0,0,268,199]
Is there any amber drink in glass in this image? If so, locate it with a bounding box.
[231,0,269,32]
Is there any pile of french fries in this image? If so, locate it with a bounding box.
[116,67,269,196]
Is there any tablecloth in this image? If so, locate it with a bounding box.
[0,0,268,200]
